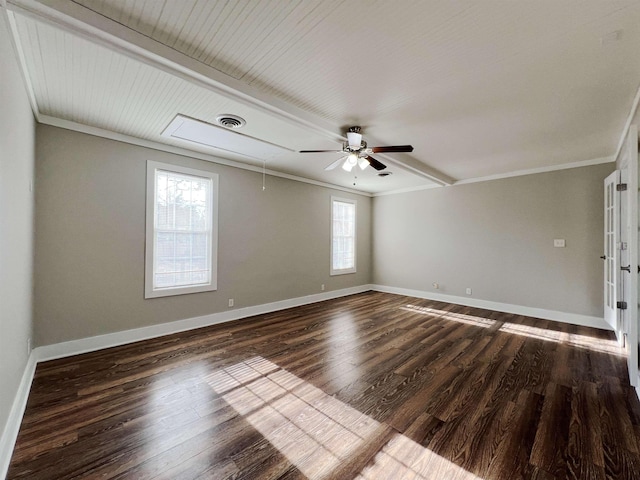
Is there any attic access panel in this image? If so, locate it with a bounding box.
[162,115,292,160]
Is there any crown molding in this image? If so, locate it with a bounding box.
[6,0,452,186]
[39,115,373,197]
[2,9,40,121]
[373,155,614,196]
[453,155,615,185]
[614,81,640,163]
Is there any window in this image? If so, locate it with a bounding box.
[145,161,218,298]
[331,197,356,275]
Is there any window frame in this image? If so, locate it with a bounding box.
[145,161,219,299]
[330,196,357,276]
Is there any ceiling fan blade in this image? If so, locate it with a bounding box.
[299,149,342,153]
[371,145,414,153]
[325,156,347,171]
[365,155,387,171]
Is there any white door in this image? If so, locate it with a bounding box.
[629,125,639,388]
[604,170,620,332]
[619,125,639,388]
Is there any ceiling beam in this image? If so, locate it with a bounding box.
[40,114,372,197]
[7,0,455,186]
[376,153,454,186]
[6,0,341,140]
[613,80,640,164]
[1,7,41,121]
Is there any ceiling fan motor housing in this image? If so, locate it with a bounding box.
[347,131,363,150]
[300,125,409,172]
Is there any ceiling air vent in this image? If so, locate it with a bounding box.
[216,114,246,129]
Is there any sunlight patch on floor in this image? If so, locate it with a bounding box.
[357,433,482,479]
[401,305,495,328]
[402,304,623,356]
[327,314,361,386]
[205,356,481,479]
[498,322,622,356]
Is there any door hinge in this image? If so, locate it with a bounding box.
[617,183,628,191]
[618,242,628,250]
[617,301,628,310]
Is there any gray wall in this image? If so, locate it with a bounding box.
[372,164,613,317]
[0,14,35,447]
[34,125,372,346]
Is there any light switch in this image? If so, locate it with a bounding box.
[554,239,566,248]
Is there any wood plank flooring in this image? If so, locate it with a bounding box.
[8,291,640,479]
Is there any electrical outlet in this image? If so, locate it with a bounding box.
[228,298,234,307]
[321,284,325,291]
[432,282,439,289]
[465,288,472,295]
[553,239,566,248]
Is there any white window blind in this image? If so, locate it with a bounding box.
[331,197,356,275]
[145,162,218,298]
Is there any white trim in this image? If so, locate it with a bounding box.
[603,170,621,332]
[370,284,611,331]
[330,196,357,276]
[35,285,372,362]
[8,0,621,196]
[380,155,454,186]
[614,82,640,164]
[21,283,615,361]
[372,183,441,197]
[373,156,615,196]
[6,0,450,186]
[6,0,340,142]
[31,285,614,362]
[0,352,36,480]
[3,9,40,121]
[453,156,615,186]
[0,284,617,471]
[4,0,630,192]
[615,329,625,346]
[624,125,639,388]
[160,114,293,156]
[39,115,372,197]
[145,161,219,298]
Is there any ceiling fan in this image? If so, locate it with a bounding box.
[299,126,413,172]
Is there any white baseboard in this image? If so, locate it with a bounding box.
[0,284,621,474]
[0,351,37,480]
[1,284,613,474]
[370,284,611,331]
[35,285,373,362]
[34,283,611,363]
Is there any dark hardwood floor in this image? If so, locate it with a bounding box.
[8,291,640,479]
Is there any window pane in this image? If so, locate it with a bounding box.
[153,169,212,290]
[332,199,356,272]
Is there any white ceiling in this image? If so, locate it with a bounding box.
[4,0,640,194]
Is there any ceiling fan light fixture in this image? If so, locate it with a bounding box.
[342,153,358,171]
[358,157,369,170]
